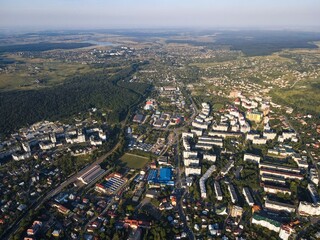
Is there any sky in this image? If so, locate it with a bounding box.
[0,0,320,30]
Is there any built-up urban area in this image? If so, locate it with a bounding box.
[0,31,320,240]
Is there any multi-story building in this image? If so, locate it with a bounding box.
[200,165,216,199]
[242,187,255,206]
[246,133,260,141]
[183,151,198,158]
[183,158,200,167]
[214,181,223,201]
[259,162,300,173]
[192,120,210,130]
[182,136,191,151]
[197,137,223,148]
[279,225,295,240]
[252,214,281,233]
[12,152,32,161]
[244,153,260,164]
[308,183,320,204]
[263,131,277,140]
[212,123,229,132]
[203,154,217,162]
[209,131,242,138]
[261,173,286,185]
[221,160,234,176]
[185,166,201,177]
[230,205,243,218]
[228,183,238,204]
[263,184,291,195]
[298,201,320,216]
[260,168,304,180]
[264,199,296,213]
[252,136,267,145]
[310,168,319,186]
[191,129,203,136]
[246,111,263,122]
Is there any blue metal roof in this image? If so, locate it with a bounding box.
[147,169,158,181]
[159,167,172,181]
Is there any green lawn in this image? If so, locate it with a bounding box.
[120,153,149,169]
[0,55,95,90]
[270,78,320,114]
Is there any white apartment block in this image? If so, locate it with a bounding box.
[244,153,260,164]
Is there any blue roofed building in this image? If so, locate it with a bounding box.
[147,169,158,182]
[147,167,174,186]
[159,167,172,182]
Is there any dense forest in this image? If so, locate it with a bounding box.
[167,31,320,56]
[214,31,320,56]
[0,63,150,134]
[0,42,93,53]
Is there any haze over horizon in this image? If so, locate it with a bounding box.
[1,0,320,31]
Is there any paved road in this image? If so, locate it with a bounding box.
[2,140,122,240]
[284,115,318,170]
[171,96,198,240]
[1,69,150,239]
[85,173,138,230]
[3,91,198,239]
[39,141,122,206]
[176,188,195,240]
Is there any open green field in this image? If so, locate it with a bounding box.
[271,78,320,114]
[120,153,150,169]
[0,56,95,90]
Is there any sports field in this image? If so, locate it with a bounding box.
[120,153,149,169]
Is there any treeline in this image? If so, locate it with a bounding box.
[214,31,320,56]
[167,31,320,56]
[0,42,93,53]
[0,64,150,134]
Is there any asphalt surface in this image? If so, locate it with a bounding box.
[2,140,122,240]
[2,95,199,239]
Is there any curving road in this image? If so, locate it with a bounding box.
[1,140,123,240]
[1,66,149,240]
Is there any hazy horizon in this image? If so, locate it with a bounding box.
[1,0,320,31]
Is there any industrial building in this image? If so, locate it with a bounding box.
[77,165,105,185]
[95,173,127,194]
[146,167,174,186]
